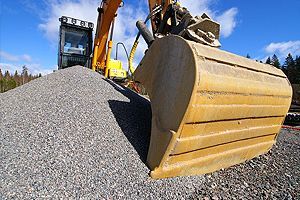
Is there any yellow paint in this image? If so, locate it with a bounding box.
[128,41,139,74]
[91,1,292,179]
[134,35,292,179]
[92,0,122,71]
[107,60,127,79]
[104,41,113,77]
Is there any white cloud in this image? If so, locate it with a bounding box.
[38,0,238,70]
[0,62,52,75]
[0,51,20,62]
[22,54,32,62]
[38,0,147,70]
[112,1,148,68]
[0,51,32,63]
[180,0,238,38]
[215,8,238,38]
[265,41,300,59]
[0,63,20,73]
[0,50,50,75]
[25,63,53,75]
[39,0,100,43]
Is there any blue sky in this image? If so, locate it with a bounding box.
[1,0,300,75]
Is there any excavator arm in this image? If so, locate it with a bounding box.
[92,0,173,72]
[92,0,292,179]
[148,0,172,31]
[92,0,219,73]
[92,0,122,71]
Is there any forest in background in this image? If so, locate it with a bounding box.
[264,53,300,84]
[1,52,300,93]
[245,53,300,84]
[0,66,42,93]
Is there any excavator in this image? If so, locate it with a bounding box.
[59,0,292,179]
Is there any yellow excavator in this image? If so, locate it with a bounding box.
[62,0,293,179]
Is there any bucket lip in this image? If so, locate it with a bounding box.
[184,39,287,78]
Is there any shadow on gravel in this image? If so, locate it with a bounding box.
[105,79,152,164]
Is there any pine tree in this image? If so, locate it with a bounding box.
[284,53,296,84]
[0,79,3,93]
[295,56,300,67]
[6,79,17,91]
[295,56,300,71]
[294,56,300,83]
[4,70,11,79]
[265,57,271,64]
[13,70,18,77]
[285,53,295,67]
[21,65,29,85]
[271,54,281,69]
[13,70,21,86]
[24,70,29,84]
[0,67,42,93]
[2,71,9,92]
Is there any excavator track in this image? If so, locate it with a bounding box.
[134,35,292,179]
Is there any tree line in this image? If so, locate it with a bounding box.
[1,53,299,93]
[265,53,300,84]
[0,66,42,93]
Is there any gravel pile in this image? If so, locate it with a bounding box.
[0,66,299,199]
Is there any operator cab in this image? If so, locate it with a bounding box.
[58,16,94,69]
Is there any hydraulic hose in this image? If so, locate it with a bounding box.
[128,5,163,76]
[128,40,139,75]
[115,42,129,60]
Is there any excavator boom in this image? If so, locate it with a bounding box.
[92,0,122,71]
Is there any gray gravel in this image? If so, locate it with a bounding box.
[0,66,299,199]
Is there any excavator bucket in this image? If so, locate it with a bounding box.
[134,35,292,179]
